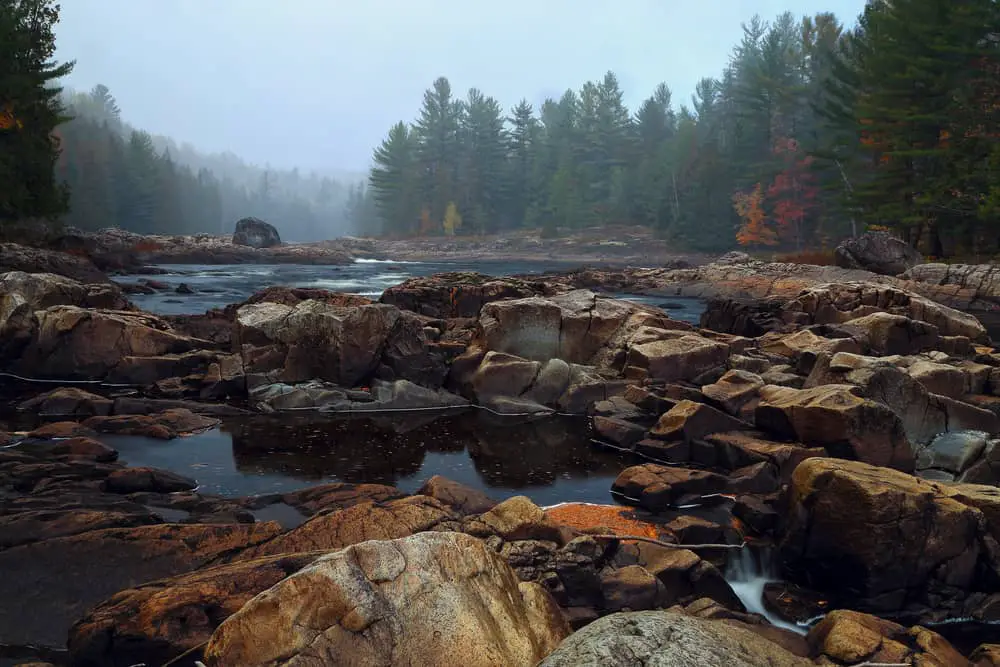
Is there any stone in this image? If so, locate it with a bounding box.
[416,475,497,515]
[203,532,570,667]
[231,216,281,248]
[649,400,751,442]
[612,464,728,511]
[538,610,810,667]
[0,522,281,648]
[781,458,990,610]
[834,230,923,275]
[701,369,764,415]
[625,335,730,383]
[102,467,198,494]
[755,384,914,471]
[68,552,323,667]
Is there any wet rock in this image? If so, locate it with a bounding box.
[417,474,498,515]
[465,495,567,544]
[15,436,118,462]
[27,421,97,439]
[834,230,923,275]
[103,467,198,494]
[782,458,995,612]
[231,216,280,248]
[916,431,990,478]
[68,552,322,667]
[538,610,810,667]
[592,415,647,450]
[600,564,670,612]
[0,522,281,648]
[973,644,1000,666]
[17,387,113,417]
[755,384,914,471]
[612,464,728,511]
[204,532,570,667]
[702,431,826,482]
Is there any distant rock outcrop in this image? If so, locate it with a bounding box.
[232,217,281,249]
[834,230,922,275]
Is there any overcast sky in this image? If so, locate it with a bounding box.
[55,0,867,174]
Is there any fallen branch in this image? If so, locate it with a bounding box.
[586,534,746,550]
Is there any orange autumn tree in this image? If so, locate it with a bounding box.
[733,183,777,247]
[767,137,819,250]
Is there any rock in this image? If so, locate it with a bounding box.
[973,644,1000,666]
[466,495,566,543]
[625,335,730,383]
[649,400,751,442]
[716,251,754,265]
[834,230,923,275]
[538,610,810,667]
[700,297,788,337]
[231,216,281,248]
[612,464,728,511]
[786,281,988,343]
[782,458,994,611]
[916,431,990,477]
[83,408,220,438]
[0,243,109,283]
[380,272,550,319]
[234,299,401,386]
[68,552,323,667]
[0,522,281,648]
[755,384,914,471]
[102,467,198,494]
[203,532,570,667]
[0,509,159,550]
[13,306,210,381]
[232,495,458,561]
[19,436,119,462]
[702,431,826,482]
[416,475,498,515]
[807,609,967,665]
[701,370,764,415]
[17,387,114,417]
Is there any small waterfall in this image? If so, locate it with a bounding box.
[724,547,809,634]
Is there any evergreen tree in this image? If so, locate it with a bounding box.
[369,121,418,235]
[0,0,74,229]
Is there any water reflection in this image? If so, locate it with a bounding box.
[106,412,631,506]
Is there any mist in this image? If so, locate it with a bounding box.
[54,0,867,174]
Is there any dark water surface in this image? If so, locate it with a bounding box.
[115,259,706,320]
[104,412,631,507]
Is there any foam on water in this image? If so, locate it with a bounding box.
[354,257,421,264]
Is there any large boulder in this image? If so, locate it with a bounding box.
[0,242,109,283]
[538,611,810,667]
[231,217,281,248]
[203,532,570,667]
[781,458,997,612]
[834,231,923,276]
[234,299,402,386]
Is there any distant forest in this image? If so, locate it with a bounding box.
[53,85,357,241]
[357,1,1000,256]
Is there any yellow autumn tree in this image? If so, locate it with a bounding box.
[443,201,462,236]
[733,183,778,247]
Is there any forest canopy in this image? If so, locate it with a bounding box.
[359,0,1000,257]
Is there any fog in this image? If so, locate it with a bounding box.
[55,0,866,174]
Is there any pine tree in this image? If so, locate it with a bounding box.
[413,77,462,225]
[369,121,418,235]
[0,0,74,229]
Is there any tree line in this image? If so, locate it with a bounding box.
[359,0,1000,256]
[1,0,354,241]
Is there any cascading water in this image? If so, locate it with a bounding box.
[724,546,811,634]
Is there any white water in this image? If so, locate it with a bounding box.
[724,548,811,634]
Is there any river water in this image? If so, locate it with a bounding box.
[116,258,706,320]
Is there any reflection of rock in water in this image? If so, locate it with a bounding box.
[466,414,624,488]
[227,415,429,486]
[223,412,624,491]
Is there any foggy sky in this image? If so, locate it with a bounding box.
[55,0,867,175]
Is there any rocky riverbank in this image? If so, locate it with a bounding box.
[3,249,1000,665]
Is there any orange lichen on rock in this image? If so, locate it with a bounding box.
[544,503,667,541]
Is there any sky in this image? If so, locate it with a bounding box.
[55,0,868,175]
